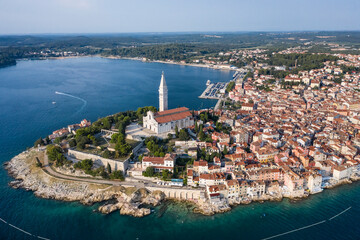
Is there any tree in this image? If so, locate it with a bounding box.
[47,145,68,166]
[100,169,109,179]
[68,139,77,148]
[54,137,62,144]
[194,121,198,133]
[76,136,90,150]
[143,167,155,177]
[162,170,172,181]
[110,170,125,181]
[167,133,173,140]
[35,157,42,167]
[107,163,112,173]
[34,138,44,147]
[198,125,206,141]
[74,159,93,172]
[102,117,111,129]
[89,136,98,146]
[223,146,228,155]
[175,125,179,138]
[115,142,132,156]
[179,129,190,141]
[226,81,235,92]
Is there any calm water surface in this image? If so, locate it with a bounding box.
[0,57,359,240]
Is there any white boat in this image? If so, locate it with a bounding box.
[52,101,56,104]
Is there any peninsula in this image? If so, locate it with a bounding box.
[6,45,360,218]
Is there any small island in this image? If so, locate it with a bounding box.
[6,48,360,218]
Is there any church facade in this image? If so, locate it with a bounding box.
[143,72,194,134]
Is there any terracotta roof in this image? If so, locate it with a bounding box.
[142,157,164,164]
[194,160,208,167]
[154,107,192,124]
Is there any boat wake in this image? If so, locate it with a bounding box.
[55,91,87,113]
[261,206,352,240]
[0,217,51,240]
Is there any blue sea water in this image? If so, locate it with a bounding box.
[0,57,359,240]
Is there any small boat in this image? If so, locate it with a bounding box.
[52,101,56,104]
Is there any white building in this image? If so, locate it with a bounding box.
[143,72,194,134]
[307,174,323,193]
[333,165,352,181]
[142,154,176,172]
[143,107,194,134]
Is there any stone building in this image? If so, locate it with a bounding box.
[143,72,194,134]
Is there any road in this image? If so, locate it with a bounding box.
[42,151,200,191]
[43,152,144,187]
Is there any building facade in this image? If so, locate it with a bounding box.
[143,107,194,134]
[143,72,194,134]
[142,154,176,172]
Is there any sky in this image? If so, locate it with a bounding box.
[0,0,359,34]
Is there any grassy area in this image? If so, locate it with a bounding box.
[77,138,140,161]
[127,139,141,148]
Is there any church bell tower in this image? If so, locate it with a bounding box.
[159,71,168,112]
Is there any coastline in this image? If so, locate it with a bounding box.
[100,55,238,71]
[5,147,359,218]
[4,54,240,74]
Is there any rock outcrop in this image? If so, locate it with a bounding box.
[5,149,162,218]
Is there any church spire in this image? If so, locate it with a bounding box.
[159,71,168,112]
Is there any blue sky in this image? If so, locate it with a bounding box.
[0,0,359,34]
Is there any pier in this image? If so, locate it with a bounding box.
[199,82,228,99]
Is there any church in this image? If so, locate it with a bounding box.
[143,72,194,134]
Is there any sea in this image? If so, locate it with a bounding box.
[0,57,359,240]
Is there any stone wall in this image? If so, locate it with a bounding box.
[132,141,144,155]
[68,149,129,172]
[146,186,203,201]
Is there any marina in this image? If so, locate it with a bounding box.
[199,81,228,99]
[199,69,247,100]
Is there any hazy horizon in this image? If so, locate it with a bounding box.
[0,0,359,34]
[2,30,360,37]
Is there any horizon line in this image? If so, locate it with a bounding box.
[1,30,360,37]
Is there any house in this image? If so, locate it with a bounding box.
[207,184,228,199]
[226,179,240,198]
[247,181,266,198]
[305,173,323,193]
[193,160,209,174]
[49,128,69,140]
[333,165,352,181]
[142,154,176,172]
[241,103,254,111]
[284,169,304,195]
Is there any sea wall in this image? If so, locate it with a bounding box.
[146,186,203,201]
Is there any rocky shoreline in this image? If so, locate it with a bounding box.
[5,148,360,218]
[5,149,164,217]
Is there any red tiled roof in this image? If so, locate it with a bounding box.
[142,157,164,164]
[194,160,208,167]
[154,107,192,124]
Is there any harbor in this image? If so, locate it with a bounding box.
[199,69,247,100]
[199,81,228,99]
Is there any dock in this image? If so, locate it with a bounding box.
[199,82,228,99]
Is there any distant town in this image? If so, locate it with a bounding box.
[7,39,360,216]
